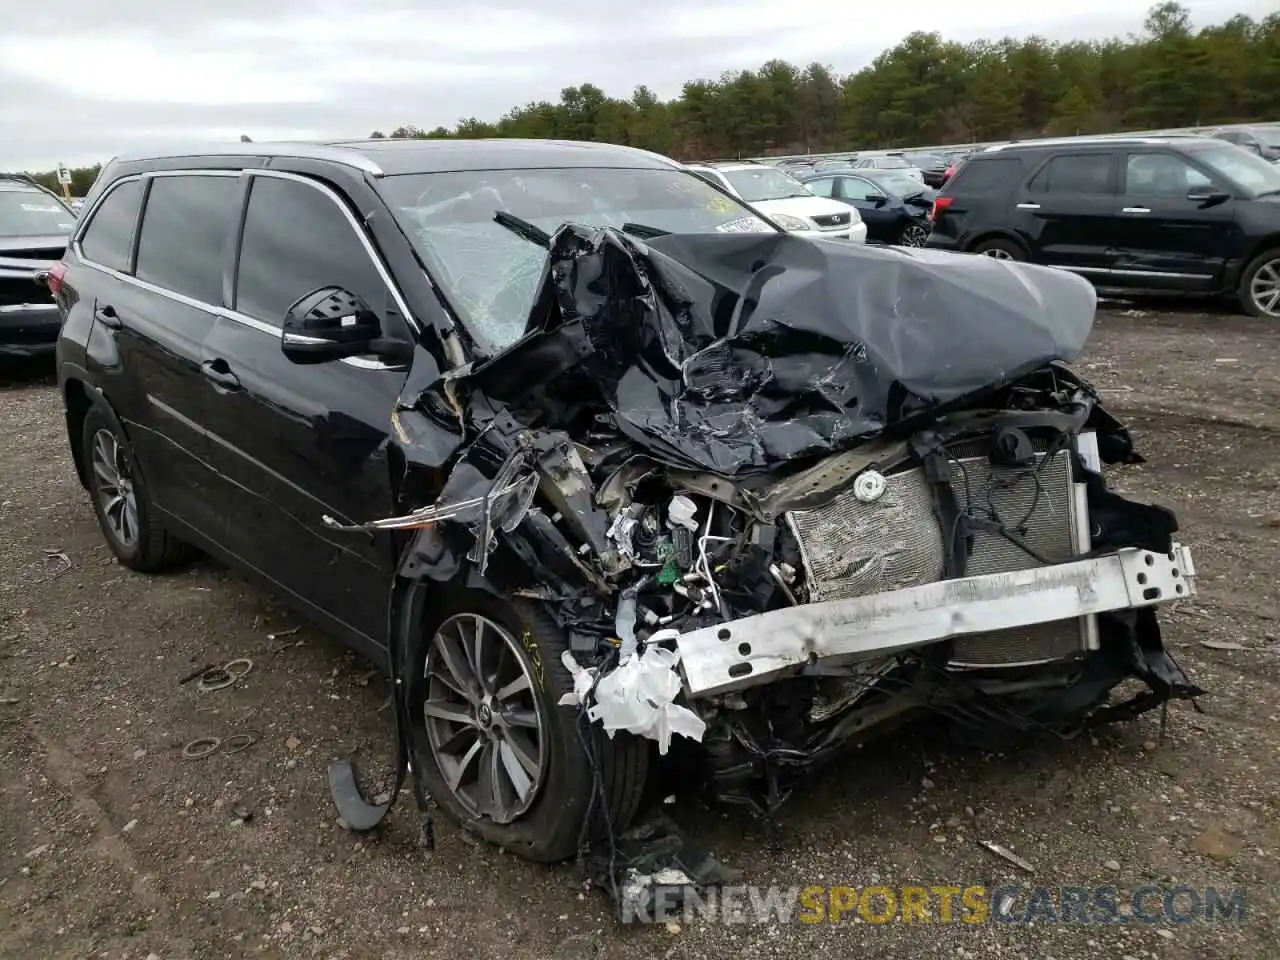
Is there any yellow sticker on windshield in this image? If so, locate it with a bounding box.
[706,195,735,214]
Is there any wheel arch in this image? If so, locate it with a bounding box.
[965,230,1031,257]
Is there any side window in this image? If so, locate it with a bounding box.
[135,175,239,304]
[840,178,880,200]
[1027,153,1114,194]
[1124,154,1212,197]
[78,179,144,273]
[234,176,387,327]
[805,177,836,198]
[949,158,1022,193]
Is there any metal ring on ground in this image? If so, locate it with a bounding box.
[197,667,234,692]
[223,658,253,680]
[222,730,260,755]
[182,736,222,760]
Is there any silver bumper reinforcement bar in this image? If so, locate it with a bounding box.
[675,544,1197,698]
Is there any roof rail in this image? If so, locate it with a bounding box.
[110,141,385,175]
[984,133,1212,152]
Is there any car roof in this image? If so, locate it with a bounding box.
[109,138,684,177]
[980,134,1213,155]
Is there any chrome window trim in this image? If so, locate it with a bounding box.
[70,167,419,371]
[242,169,419,336]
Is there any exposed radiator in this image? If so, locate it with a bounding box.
[785,442,1090,668]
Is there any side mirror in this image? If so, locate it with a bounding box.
[281,286,382,364]
[867,194,887,206]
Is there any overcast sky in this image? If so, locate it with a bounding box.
[1,0,1268,172]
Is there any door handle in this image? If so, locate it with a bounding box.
[1122,207,1151,214]
[1015,202,1040,210]
[94,304,122,329]
[201,359,241,390]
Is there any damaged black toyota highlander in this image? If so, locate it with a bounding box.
[55,139,1200,865]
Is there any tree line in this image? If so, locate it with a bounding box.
[19,2,1280,190]
[371,3,1279,158]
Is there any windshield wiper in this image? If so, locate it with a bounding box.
[621,222,672,239]
[493,211,551,248]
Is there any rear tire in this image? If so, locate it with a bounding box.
[410,590,649,862]
[1238,248,1280,318]
[970,238,1026,261]
[81,406,191,572]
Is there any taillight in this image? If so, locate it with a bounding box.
[930,196,954,222]
[46,262,67,297]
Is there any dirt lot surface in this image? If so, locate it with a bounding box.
[2,304,1279,960]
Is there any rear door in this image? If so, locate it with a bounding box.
[200,171,411,652]
[1110,150,1235,290]
[1011,150,1119,274]
[74,173,238,540]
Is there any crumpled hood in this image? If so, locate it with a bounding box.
[457,225,1097,478]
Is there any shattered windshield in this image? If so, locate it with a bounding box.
[378,168,775,352]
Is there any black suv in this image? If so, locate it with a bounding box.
[1,174,77,357]
[926,135,1280,317]
[52,138,1200,869]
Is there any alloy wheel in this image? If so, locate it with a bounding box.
[423,614,548,824]
[91,428,139,548]
[980,247,1014,260]
[901,222,929,247]
[1249,258,1280,317]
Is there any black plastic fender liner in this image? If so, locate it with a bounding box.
[327,556,435,844]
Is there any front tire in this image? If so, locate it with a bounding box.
[410,590,649,862]
[81,406,190,572]
[1239,248,1280,318]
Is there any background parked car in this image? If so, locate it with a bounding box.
[851,154,925,182]
[800,168,935,246]
[685,162,867,241]
[1211,126,1280,162]
[904,152,950,188]
[925,134,1280,317]
[0,174,78,358]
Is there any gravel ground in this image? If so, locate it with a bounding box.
[1,305,1278,960]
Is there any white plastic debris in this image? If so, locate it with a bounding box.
[666,495,699,532]
[558,647,706,755]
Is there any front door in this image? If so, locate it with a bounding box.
[200,171,412,655]
[835,175,899,242]
[1110,150,1236,290]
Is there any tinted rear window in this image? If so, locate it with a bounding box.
[947,157,1022,193]
[79,180,144,272]
[135,175,239,304]
[1028,153,1114,194]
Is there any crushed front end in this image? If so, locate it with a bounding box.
[329,223,1202,852]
